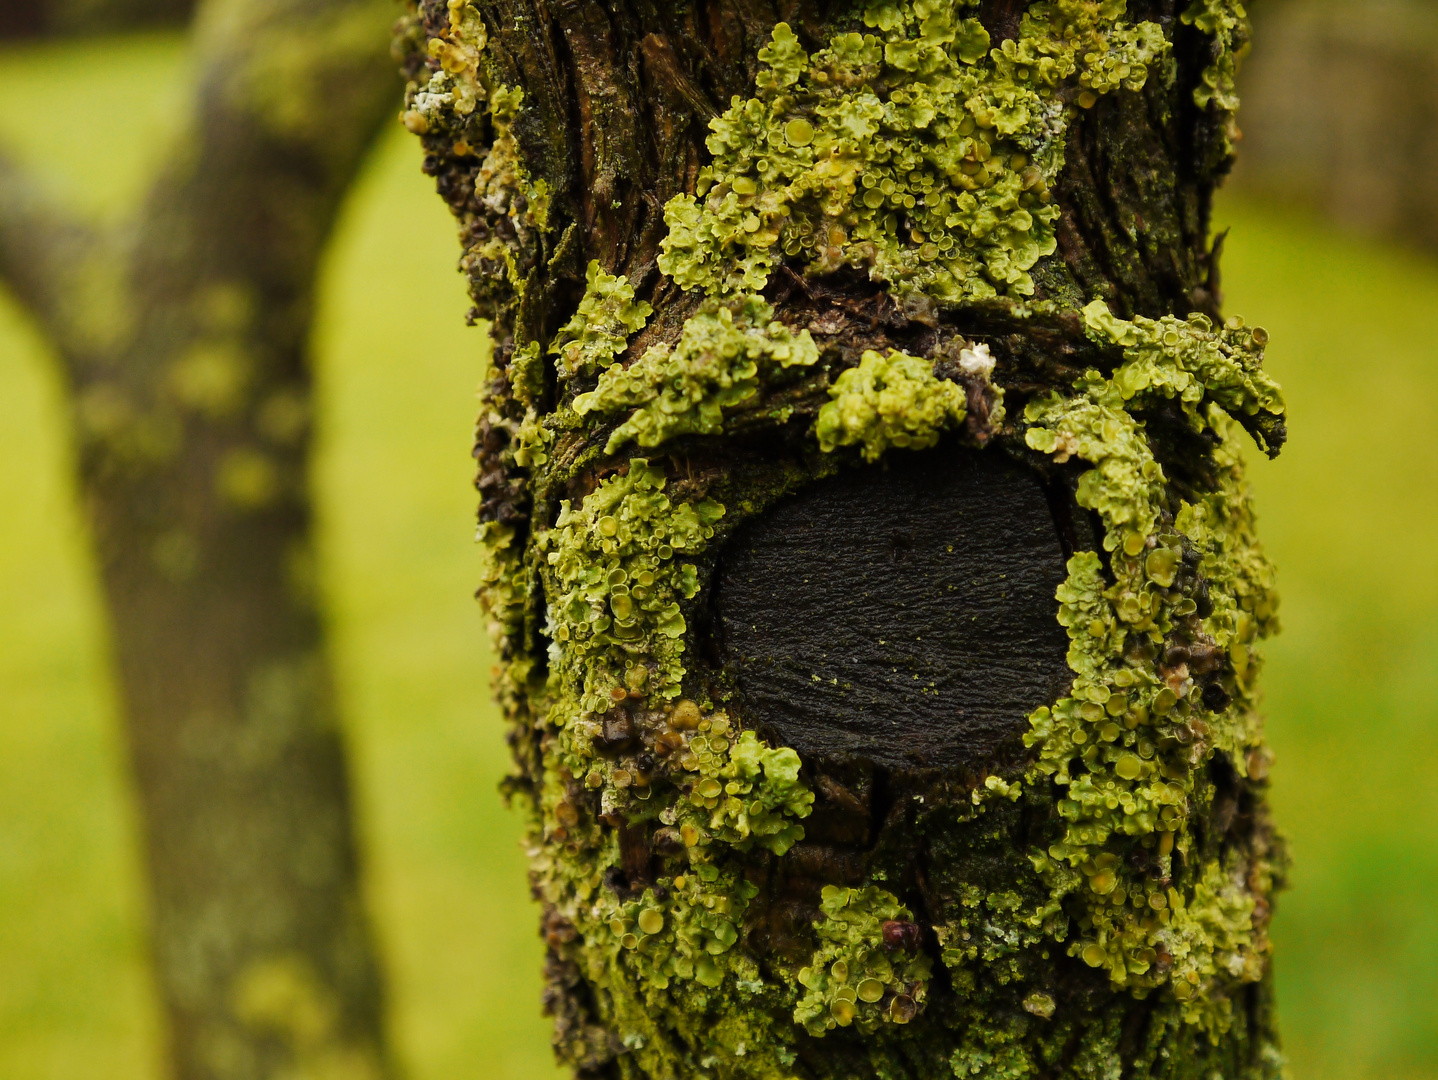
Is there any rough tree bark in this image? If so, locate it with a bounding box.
[402,1,1287,1078]
[0,2,400,1077]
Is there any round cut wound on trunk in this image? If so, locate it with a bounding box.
[716,447,1073,771]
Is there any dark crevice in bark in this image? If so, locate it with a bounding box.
[978,0,1026,43]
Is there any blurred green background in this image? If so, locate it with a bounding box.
[3,27,1437,1080]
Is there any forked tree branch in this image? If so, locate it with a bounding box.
[0,149,100,370]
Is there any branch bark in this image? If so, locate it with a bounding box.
[0,150,101,359]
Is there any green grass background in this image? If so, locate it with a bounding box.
[2,32,1436,1080]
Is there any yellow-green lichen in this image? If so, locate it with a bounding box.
[1182,0,1249,112]
[216,447,280,510]
[557,703,812,954]
[596,872,757,991]
[817,348,968,461]
[473,517,534,708]
[532,696,816,1076]
[675,727,815,857]
[408,0,1282,1071]
[794,886,933,1036]
[540,459,723,716]
[1024,375,1167,560]
[465,85,543,307]
[507,340,546,408]
[657,3,1169,304]
[560,716,811,985]
[510,406,553,469]
[550,260,654,378]
[1085,300,1283,453]
[574,295,818,454]
[515,446,824,1077]
[404,3,554,334]
[168,342,252,419]
[528,835,788,1072]
[230,952,379,1076]
[413,0,487,121]
[935,885,1065,980]
[538,732,812,1051]
[1016,335,1283,1032]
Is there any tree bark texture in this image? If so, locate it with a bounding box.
[402,2,1287,1078]
[0,2,400,1077]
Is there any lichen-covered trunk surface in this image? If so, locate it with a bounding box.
[0,1,399,1077]
[401,2,1287,1078]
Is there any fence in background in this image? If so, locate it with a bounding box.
[1237,0,1438,252]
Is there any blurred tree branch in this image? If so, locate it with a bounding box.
[0,0,198,38]
[0,1,405,1077]
[0,150,100,356]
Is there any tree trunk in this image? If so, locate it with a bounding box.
[0,1,401,1077]
[401,1,1287,1077]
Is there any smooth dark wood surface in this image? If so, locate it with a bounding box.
[716,446,1073,772]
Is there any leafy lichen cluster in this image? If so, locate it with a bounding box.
[404,0,1281,1075]
[657,2,1168,303]
[552,262,655,378]
[1182,0,1251,112]
[410,0,488,121]
[815,348,968,461]
[525,463,831,1068]
[1086,301,1282,449]
[405,2,553,337]
[540,459,724,717]
[575,295,818,454]
[1018,304,1282,1033]
[794,886,934,1036]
